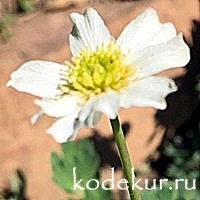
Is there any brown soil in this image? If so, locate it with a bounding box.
[0,0,199,199]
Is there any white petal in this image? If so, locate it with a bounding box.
[31,110,44,125]
[86,111,102,127]
[129,33,190,77]
[7,60,67,98]
[78,99,94,123]
[34,95,82,117]
[46,115,81,143]
[116,8,177,54]
[79,91,120,122]
[120,76,178,110]
[78,99,101,127]
[93,91,120,119]
[69,8,112,56]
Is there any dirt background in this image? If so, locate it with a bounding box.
[0,0,199,199]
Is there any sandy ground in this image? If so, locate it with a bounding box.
[0,0,199,199]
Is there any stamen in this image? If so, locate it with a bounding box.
[60,42,136,98]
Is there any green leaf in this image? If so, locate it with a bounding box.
[1,29,13,41]
[0,170,27,200]
[18,0,34,13]
[51,138,100,198]
[84,186,112,200]
[142,180,199,200]
[142,181,178,200]
[0,14,15,29]
[0,14,15,41]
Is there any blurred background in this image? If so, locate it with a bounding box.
[0,0,199,199]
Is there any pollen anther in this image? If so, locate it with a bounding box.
[60,42,135,98]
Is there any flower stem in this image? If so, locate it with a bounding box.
[110,116,141,200]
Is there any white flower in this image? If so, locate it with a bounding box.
[7,8,190,143]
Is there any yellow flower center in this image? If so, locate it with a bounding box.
[60,43,135,99]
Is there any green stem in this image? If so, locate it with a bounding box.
[110,116,141,200]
